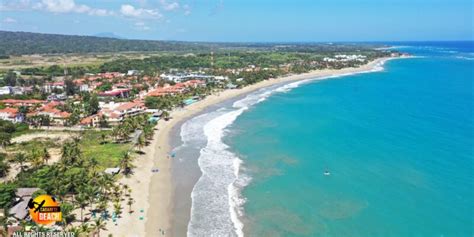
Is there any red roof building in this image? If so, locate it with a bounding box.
[1,99,46,107]
[0,107,21,122]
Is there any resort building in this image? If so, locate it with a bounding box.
[0,99,45,107]
[98,88,131,98]
[81,101,146,127]
[9,188,39,220]
[0,86,12,95]
[0,107,23,123]
[43,81,65,93]
[74,79,90,92]
[27,102,71,126]
[147,80,205,97]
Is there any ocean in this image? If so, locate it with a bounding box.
[174,42,473,237]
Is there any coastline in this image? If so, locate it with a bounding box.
[105,56,396,237]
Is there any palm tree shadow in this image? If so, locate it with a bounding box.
[135,150,146,155]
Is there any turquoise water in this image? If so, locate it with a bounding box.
[227,43,473,236]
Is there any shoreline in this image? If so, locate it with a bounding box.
[105,56,397,237]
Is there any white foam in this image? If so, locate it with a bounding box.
[180,113,211,146]
[187,108,248,237]
[187,59,392,236]
[456,56,474,61]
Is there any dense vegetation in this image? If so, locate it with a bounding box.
[0,114,155,234]
[0,31,388,56]
[0,31,211,55]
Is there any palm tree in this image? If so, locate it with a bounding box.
[112,184,122,200]
[79,223,91,236]
[100,133,107,144]
[14,152,28,172]
[29,147,43,168]
[75,194,88,222]
[85,185,99,208]
[111,126,120,142]
[87,157,99,176]
[120,152,134,175]
[41,147,51,164]
[91,218,107,237]
[97,198,108,215]
[0,210,14,234]
[0,132,11,150]
[118,126,130,141]
[143,124,154,140]
[113,202,122,217]
[127,197,134,214]
[123,184,130,197]
[136,133,146,152]
[60,203,76,227]
[67,226,81,237]
[0,157,9,178]
[162,110,170,121]
[61,140,81,165]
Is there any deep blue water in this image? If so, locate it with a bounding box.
[227,42,474,237]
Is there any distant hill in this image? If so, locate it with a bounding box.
[93,32,124,39]
[0,31,216,55]
[0,31,385,56]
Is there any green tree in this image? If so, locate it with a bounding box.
[100,133,107,144]
[61,140,82,165]
[67,111,81,126]
[0,184,16,208]
[113,202,122,217]
[64,79,76,96]
[0,132,11,149]
[143,124,154,140]
[120,152,133,175]
[88,93,100,115]
[136,133,146,152]
[91,218,107,237]
[162,111,170,121]
[60,202,76,226]
[75,194,88,222]
[0,153,9,177]
[79,223,91,236]
[14,152,28,172]
[98,115,109,128]
[127,197,134,214]
[4,71,17,87]
[29,147,43,168]
[41,147,51,164]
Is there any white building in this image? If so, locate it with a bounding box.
[0,86,12,95]
[0,107,22,123]
[127,70,140,76]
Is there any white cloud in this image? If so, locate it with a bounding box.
[0,0,36,11]
[0,0,113,16]
[120,4,162,19]
[134,21,151,31]
[39,0,114,16]
[2,17,17,23]
[40,0,76,13]
[183,4,191,15]
[160,0,179,11]
[89,8,113,16]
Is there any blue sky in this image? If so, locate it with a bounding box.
[0,0,472,42]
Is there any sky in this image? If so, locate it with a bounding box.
[0,0,472,42]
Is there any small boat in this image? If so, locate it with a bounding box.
[324,170,331,176]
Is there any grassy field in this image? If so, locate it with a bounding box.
[80,130,132,168]
[0,51,163,71]
[8,129,131,169]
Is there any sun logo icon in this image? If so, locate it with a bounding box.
[28,195,62,225]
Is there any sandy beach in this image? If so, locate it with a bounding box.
[104,57,395,237]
